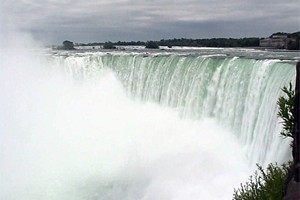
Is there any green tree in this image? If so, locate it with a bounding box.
[103,41,116,49]
[62,40,75,50]
[277,83,295,139]
[145,41,159,49]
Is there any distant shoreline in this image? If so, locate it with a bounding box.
[68,31,299,50]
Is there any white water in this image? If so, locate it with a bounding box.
[53,53,295,165]
[0,41,297,199]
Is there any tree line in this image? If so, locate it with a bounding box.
[77,37,260,48]
[68,31,299,50]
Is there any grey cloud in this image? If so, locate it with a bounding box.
[3,0,299,44]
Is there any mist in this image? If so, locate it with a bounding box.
[0,25,255,199]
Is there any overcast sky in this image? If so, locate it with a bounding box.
[1,0,300,44]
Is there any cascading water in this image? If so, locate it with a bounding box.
[54,53,295,165]
[0,47,297,200]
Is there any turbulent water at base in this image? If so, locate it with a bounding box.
[0,47,297,200]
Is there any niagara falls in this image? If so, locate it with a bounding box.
[1,0,300,199]
[1,43,298,199]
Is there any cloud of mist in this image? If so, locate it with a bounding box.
[0,43,252,199]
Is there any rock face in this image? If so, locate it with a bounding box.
[284,61,300,200]
[62,40,75,50]
[283,180,300,200]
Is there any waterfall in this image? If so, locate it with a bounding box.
[1,48,297,199]
[54,53,296,165]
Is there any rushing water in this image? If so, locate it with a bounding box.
[53,50,296,164]
[0,47,297,200]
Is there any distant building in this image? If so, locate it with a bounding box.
[260,35,296,49]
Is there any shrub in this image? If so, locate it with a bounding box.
[233,163,291,200]
[277,82,295,138]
